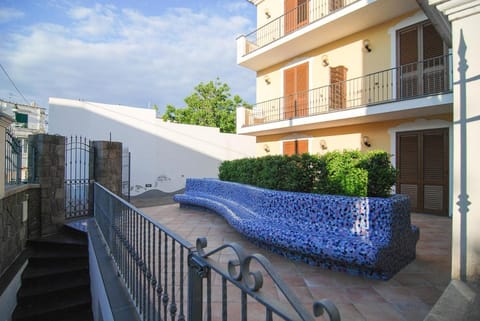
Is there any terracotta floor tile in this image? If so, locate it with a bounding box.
[141,205,452,321]
[353,302,406,321]
[344,287,388,304]
[308,286,351,304]
[333,303,367,321]
[393,300,432,321]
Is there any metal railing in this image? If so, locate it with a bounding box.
[94,182,341,321]
[5,127,22,185]
[244,0,358,55]
[244,54,452,127]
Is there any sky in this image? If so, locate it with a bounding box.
[0,0,257,114]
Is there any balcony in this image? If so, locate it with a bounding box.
[238,55,453,135]
[237,0,419,71]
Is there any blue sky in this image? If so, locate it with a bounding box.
[0,0,256,113]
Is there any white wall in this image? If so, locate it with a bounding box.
[48,98,256,196]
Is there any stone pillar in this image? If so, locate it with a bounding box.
[29,134,66,236]
[0,112,14,198]
[91,141,122,197]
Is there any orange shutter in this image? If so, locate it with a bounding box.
[284,0,297,34]
[329,66,348,109]
[284,62,309,119]
[296,63,309,117]
[285,0,309,34]
[297,140,308,154]
[284,67,296,119]
[283,141,296,156]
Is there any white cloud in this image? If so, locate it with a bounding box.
[223,1,251,12]
[0,4,256,113]
[0,7,25,23]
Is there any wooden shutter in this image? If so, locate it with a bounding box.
[329,66,348,109]
[399,27,419,98]
[284,67,296,119]
[285,0,309,34]
[285,0,297,34]
[297,0,309,27]
[283,141,296,156]
[398,21,448,97]
[283,140,308,156]
[422,130,448,213]
[296,63,309,117]
[284,62,309,119]
[396,129,448,215]
[423,23,447,94]
[397,133,419,209]
[297,140,308,154]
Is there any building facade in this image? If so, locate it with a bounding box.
[0,99,47,181]
[236,0,453,216]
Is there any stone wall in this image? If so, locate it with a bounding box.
[91,141,122,197]
[0,185,40,277]
[29,134,65,236]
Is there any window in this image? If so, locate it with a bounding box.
[15,112,28,128]
[283,139,308,156]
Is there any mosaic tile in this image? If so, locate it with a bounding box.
[174,179,420,280]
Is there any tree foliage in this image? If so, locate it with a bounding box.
[161,78,250,133]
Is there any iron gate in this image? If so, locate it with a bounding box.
[65,136,91,219]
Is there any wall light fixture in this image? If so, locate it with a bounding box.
[363,39,372,52]
[363,136,371,147]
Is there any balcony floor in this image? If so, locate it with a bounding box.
[143,204,451,321]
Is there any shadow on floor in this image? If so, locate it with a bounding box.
[129,189,183,208]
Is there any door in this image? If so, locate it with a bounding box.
[396,129,449,215]
[283,140,308,156]
[398,21,448,98]
[330,65,348,110]
[284,0,309,34]
[284,62,309,119]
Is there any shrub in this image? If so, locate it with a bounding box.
[359,151,397,197]
[218,150,396,197]
[316,151,368,197]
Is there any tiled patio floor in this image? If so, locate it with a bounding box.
[142,204,452,321]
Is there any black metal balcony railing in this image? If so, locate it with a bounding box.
[94,183,340,321]
[244,0,358,55]
[244,54,452,127]
[5,127,22,185]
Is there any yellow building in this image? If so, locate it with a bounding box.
[236,0,453,216]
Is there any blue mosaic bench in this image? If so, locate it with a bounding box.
[174,178,420,280]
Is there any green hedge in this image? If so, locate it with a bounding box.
[218,150,397,198]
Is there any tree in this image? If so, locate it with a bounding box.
[161,78,250,133]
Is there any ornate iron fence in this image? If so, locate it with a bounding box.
[244,54,452,127]
[65,135,91,218]
[244,0,358,55]
[94,182,341,321]
[4,127,22,185]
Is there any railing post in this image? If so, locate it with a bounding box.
[188,253,210,321]
[16,145,21,183]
